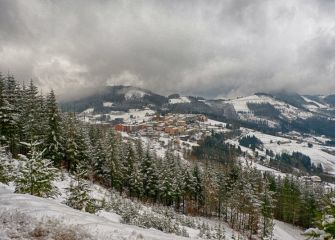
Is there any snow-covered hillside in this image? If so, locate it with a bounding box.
[226,94,313,120]
[0,185,187,240]
[0,182,304,240]
[230,128,335,174]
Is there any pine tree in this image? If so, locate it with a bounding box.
[15,141,59,198]
[141,149,158,200]
[93,138,107,179]
[192,164,204,213]
[128,165,143,199]
[159,151,177,205]
[102,130,123,190]
[18,79,47,150]
[44,90,63,166]
[0,73,5,143]
[259,179,274,239]
[124,142,137,196]
[181,167,195,214]
[63,113,86,172]
[1,74,20,154]
[65,167,95,213]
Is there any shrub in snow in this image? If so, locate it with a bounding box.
[65,169,97,213]
[199,222,226,240]
[0,145,13,184]
[304,197,335,239]
[150,205,197,228]
[15,141,59,198]
[0,210,93,240]
[104,191,191,237]
[128,210,188,237]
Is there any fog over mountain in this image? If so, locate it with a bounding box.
[1,0,335,100]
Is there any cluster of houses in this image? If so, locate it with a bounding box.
[111,113,227,147]
[114,113,208,135]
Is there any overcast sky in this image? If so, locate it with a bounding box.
[1,0,335,100]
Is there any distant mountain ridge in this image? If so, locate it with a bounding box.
[61,85,168,113]
[61,85,335,137]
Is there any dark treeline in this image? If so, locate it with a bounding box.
[246,102,281,118]
[239,135,263,151]
[269,152,323,175]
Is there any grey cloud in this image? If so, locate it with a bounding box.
[0,0,335,100]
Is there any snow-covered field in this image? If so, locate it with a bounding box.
[226,94,313,120]
[103,102,114,107]
[301,96,327,111]
[124,89,147,100]
[81,108,156,124]
[169,96,191,104]
[246,130,335,173]
[238,156,287,178]
[107,109,155,123]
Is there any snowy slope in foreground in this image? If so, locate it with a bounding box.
[0,184,304,240]
[0,186,187,240]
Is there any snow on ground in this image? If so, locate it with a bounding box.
[238,156,287,178]
[273,220,304,240]
[301,96,327,110]
[124,89,147,100]
[137,135,178,160]
[0,185,188,240]
[0,184,304,240]
[107,108,155,123]
[1,169,305,240]
[203,119,227,127]
[169,96,191,104]
[103,102,113,107]
[82,108,94,114]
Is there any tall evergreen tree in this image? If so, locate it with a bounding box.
[259,179,274,239]
[124,142,136,196]
[63,114,87,172]
[159,151,177,205]
[1,74,20,154]
[18,79,46,150]
[192,164,204,213]
[0,73,6,144]
[44,90,63,166]
[141,149,158,200]
[102,130,123,190]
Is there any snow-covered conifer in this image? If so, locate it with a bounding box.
[44,90,64,166]
[15,141,59,198]
[65,166,95,213]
